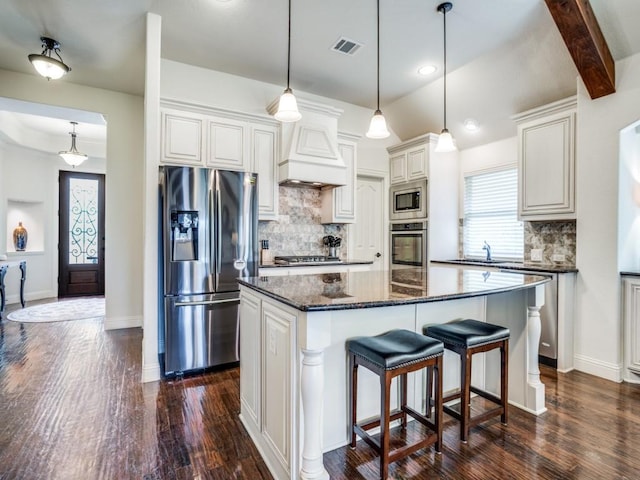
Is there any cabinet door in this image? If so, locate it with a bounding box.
[518,111,575,219]
[161,110,204,165]
[262,301,296,473]
[251,124,279,220]
[321,138,357,224]
[406,146,428,181]
[239,290,261,427]
[206,117,249,170]
[390,153,407,184]
[624,278,640,376]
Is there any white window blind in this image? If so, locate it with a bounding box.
[463,168,523,261]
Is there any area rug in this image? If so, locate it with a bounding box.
[6,298,105,323]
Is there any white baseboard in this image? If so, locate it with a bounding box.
[104,315,143,330]
[573,354,623,383]
[5,290,56,305]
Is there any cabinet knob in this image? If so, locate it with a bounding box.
[375,252,382,258]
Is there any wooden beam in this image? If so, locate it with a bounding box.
[544,0,615,99]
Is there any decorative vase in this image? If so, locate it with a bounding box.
[13,222,28,251]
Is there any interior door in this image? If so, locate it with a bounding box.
[58,171,106,297]
[354,176,385,270]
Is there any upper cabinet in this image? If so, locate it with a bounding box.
[388,137,429,184]
[514,97,577,221]
[320,132,360,224]
[160,101,279,220]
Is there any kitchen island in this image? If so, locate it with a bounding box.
[238,266,549,480]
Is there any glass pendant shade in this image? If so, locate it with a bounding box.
[59,122,88,167]
[28,37,70,80]
[435,128,456,152]
[274,88,302,122]
[366,110,390,139]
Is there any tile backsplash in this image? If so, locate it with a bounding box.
[258,186,347,258]
[524,220,576,265]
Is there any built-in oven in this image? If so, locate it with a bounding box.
[390,221,428,292]
[390,179,428,221]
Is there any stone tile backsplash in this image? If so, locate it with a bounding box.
[258,186,347,258]
[524,220,576,265]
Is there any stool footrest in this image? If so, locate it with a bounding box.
[359,410,405,432]
[470,386,502,406]
[402,405,436,431]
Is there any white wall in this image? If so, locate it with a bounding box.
[618,124,640,272]
[575,52,640,382]
[0,69,144,330]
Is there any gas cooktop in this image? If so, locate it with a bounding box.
[274,255,342,265]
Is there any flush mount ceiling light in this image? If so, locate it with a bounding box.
[59,122,88,167]
[418,65,437,76]
[464,118,479,131]
[28,37,71,80]
[366,0,390,139]
[274,0,301,122]
[435,2,457,153]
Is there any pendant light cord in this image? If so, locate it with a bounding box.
[376,0,381,111]
[442,4,447,129]
[286,0,292,90]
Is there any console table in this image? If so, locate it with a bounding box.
[0,261,27,319]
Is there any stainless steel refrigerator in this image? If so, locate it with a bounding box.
[159,166,258,376]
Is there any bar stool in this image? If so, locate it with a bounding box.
[423,319,509,442]
[347,329,444,480]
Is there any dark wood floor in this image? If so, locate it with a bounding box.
[1,299,639,479]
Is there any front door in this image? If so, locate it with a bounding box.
[58,171,105,297]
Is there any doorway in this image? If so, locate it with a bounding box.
[353,175,386,270]
[58,171,105,297]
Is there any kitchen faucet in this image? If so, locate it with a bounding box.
[482,241,492,261]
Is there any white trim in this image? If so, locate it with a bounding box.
[104,315,142,330]
[573,353,624,383]
[141,362,161,383]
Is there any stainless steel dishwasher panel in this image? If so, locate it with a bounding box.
[164,292,240,375]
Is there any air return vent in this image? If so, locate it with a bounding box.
[331,37,363,56]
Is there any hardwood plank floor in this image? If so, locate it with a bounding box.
[1,298,639,479]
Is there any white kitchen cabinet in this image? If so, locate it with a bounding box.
[514,97,577,220]
[388,135,429,185]
[258,263,373,277]
[160,108,204,165]
[251,124,279,220]
[239,289,261,427]
[206,116,249,170]
[160,101,279,220]
[622,276,640,382]
[321,132,359,224]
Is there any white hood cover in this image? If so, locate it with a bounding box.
[268,99,347,187]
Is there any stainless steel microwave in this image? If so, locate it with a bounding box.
[390,179,428,220]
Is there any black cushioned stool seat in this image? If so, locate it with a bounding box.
[347,329,444,480]
[423,319,510,442]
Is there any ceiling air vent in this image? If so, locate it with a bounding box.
[331,37,363,56]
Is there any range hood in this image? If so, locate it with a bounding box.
[267,98,347,187]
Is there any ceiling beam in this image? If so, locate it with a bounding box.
[544,0,615,99]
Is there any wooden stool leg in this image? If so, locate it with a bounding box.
[349,353,358,448]
[425,366,433,419]
[461,349,473,442]
[501,340,509,425]
[435,356,443,453]
[400,373,408,428]
[380,371,392,480]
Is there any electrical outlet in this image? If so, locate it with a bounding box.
[531,249,543,262]
[552,253,566,263]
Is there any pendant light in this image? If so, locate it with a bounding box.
[59,122,88,167]
[366,0,390,139]
[274,0,301,122]
[435,2,457,153]
[28,37,71,80]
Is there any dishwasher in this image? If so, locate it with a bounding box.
[501,268,558,367]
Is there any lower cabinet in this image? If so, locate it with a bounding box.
[622,276,640,382]
[239,289,298,480]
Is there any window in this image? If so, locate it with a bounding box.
[463,167,523,261]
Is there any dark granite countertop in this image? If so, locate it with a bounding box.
[239,265,550,312]
[259,259,373,269]
[431,259,578,274]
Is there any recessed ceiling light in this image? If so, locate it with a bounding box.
[418,65,437,76]
[464,118,479,131]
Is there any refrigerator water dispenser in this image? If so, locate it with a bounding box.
[171,210,199,261]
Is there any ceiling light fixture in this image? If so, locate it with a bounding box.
[28,37,71,80]
[464,118,479,131]
[435,2,457,153]
[418,65,437,76]
[59,122,88,167]
[274,0,301,122]
[366,0,390,139]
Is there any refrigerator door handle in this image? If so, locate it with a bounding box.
[174,298,240,307]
